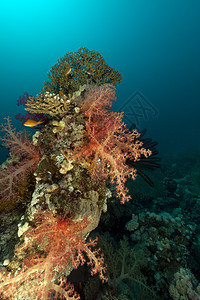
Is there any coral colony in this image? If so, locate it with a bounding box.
[0,48,151,299]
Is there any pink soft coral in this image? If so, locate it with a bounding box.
[0,117,41,202]
[0,211,107,299]
[75,84,151,204]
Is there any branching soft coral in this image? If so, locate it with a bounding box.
[0,117,41,203]
[0,211,107,299]
[99,236,157,299]
[74,84,151,204]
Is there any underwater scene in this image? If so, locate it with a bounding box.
[0,1,200,299]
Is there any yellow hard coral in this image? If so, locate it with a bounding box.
[42,47,122,95]
[26,84,87,116]
[26,91,72,116]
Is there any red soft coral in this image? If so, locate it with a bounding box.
[75,84,151,204]
[0,211,107,299]
[0,117,41,202]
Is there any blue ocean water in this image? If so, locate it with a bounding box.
[1,0,200,162]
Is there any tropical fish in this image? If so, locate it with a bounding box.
[86,69,92,75]
[23,119,44,127]
[64,67,71,76]
[59,90,64,96]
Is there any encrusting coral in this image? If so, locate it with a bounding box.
[169,267,200,299]
[125,211,195,296]
[0,48,151,299]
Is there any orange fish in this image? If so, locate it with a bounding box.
[59,90,64,96]
[23,119,44,127]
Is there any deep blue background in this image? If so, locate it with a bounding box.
[0,0,200,161]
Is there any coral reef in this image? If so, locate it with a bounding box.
[126,211,195,293]
[0,48,150,299]
[96,152,200,299]
[169,268,200,300]
[1,47,200,299]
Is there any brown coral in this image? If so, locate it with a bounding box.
[42,47,122,95]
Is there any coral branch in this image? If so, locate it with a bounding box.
[1,117,40,160]
[0,211,107,299]
[75,85,151,204]
[0,117,41,202]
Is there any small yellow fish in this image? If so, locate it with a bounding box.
[23,119,44,127]
[64,67,71,76]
